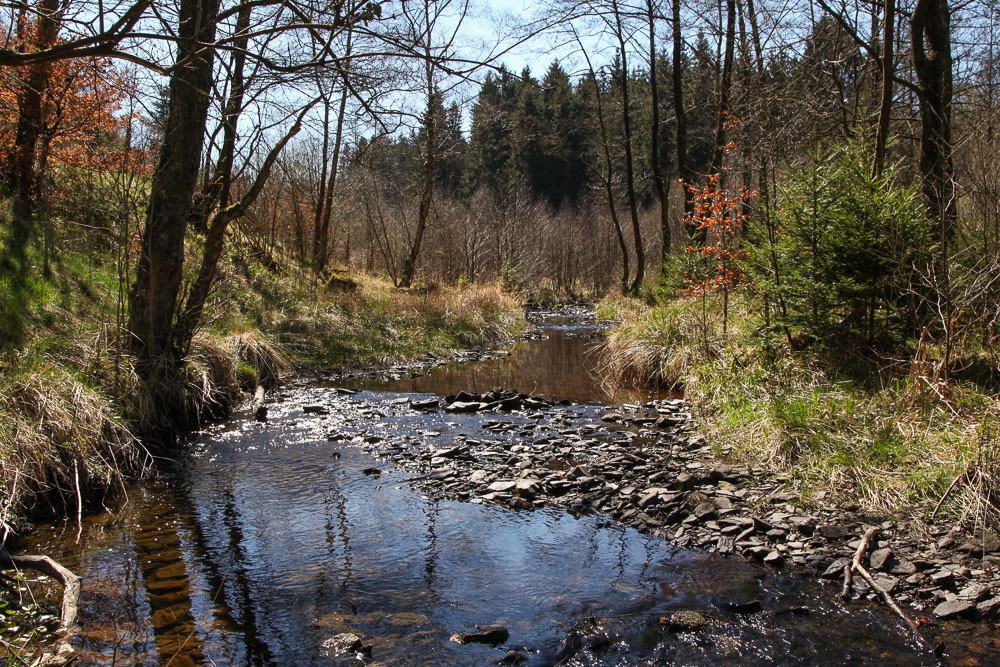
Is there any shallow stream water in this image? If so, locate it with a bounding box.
[17,311,950,665]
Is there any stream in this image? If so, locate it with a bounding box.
[18,310,944,665]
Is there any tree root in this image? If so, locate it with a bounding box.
[0,550,80,632]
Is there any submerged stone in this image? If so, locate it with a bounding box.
[450,624,509,645]
[660,610,708,632]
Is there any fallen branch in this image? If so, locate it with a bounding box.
[842,527,936,656]
[853,563,925,640]
[0,550,81,631]
[842,526,880,599]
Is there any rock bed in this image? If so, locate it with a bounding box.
[342,387,1000,626]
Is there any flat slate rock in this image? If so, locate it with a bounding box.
[933,599,977,620]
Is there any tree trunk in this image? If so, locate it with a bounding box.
[672,0,692,217]
[578,34,630,295]
[708,0,736,180]
[313,26,353,275]
[127,0,219,418]
[647,0,671,266]
[873,0,895,177]
[400,62,435,288]
[612,0,645,296]
[189,0,252,232]
[595,77,630,294]
[911,0,955,379]
[911,0,954,231]
[176,104,311,350]
[6,0,61,277]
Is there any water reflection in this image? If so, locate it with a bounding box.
[352,319,662,404]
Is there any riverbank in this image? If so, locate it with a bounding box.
[0,239,525,539]
[592,295,1000,621]
[598,295,1000,520]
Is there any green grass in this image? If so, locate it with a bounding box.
[600,292,1000,524]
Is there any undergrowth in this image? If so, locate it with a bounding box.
[600,293,1000,527]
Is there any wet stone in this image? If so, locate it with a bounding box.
[322,633,370,657]
[411,398,439,411]
[693,503,717,521]
[817,524,850,540]
[445,401,487,414]
[933,599,977,620]
[721,599,762,614]
[816,558,845,579]
[890,559,917,576]
[763,551,785,567]
[930,570,955,589]
[660,611,708,633]
[494,650,528,664]
[673,473,696,490]
[874,574,899,594]
[870,548,894,571]
[977,597,1000,617]
[515,479,542,499]
[450,624,510,645]
[958,583,990,601]
[712,496,734,510]
[488,480,517,493]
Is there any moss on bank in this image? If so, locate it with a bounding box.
[599,293,1000,527]
[0,236,524,535]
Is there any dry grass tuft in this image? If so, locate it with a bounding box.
[224,330,287,388]
[599,294,732,391]
[0,358,152,542]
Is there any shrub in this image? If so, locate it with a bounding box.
[761,140,932,346]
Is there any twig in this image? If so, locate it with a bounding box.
[841,560,854,599]
[930,465,970,522]
[1,469,19,549]
[73,460,83,543]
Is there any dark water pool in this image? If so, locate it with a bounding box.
[14,315,953,665]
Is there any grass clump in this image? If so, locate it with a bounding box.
[0,351,152,540]
[600,292,1000,524]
